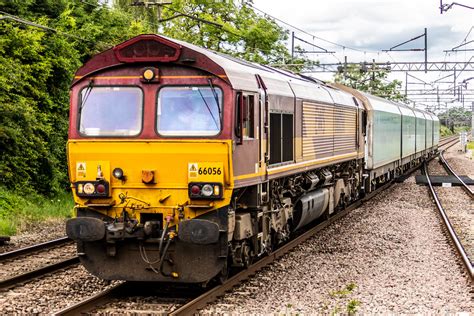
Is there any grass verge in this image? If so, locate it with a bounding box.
[467,141,474,159]
[467,141,474,151]
[0,187,74,236]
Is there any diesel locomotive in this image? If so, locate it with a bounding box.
[66,34,439,284]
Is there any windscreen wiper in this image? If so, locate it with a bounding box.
[79,80,94,114]
[207,78,221,116]
[196,88,220,129]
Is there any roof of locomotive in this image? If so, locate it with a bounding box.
[74,34,358,108]
[168,36,359,107]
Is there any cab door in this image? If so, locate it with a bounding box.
[232,91,260,187]
[255,74,269,206]
[256,74,268,182]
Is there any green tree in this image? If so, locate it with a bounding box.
[0,0,151,195]
[113,0,314,71]
[438,106,471,131]
[334,63,406,101]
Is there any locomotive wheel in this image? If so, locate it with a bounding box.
[241,241,252,268]
[217,257,230,284]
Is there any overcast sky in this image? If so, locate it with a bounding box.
[252,0,474,110]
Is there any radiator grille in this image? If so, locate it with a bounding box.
[302,102,357,160]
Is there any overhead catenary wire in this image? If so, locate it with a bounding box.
[244,1,378,55]
[0,9,126,50]
[0,11,86,41]
[245,3,472,92]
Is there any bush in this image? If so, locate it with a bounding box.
[0,186,74,235]
[0,2,151,197]
[440,125,453,137]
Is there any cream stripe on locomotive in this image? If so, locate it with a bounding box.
[233,151,358,182]
[302,102,357,160]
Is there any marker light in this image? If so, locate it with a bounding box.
[213,185,220,196]
[75,181,110,198]
[188,182,223,200]
[83,183,95,195]
[191,185,201,195]
[201,184,213,197]
[113,168,124,180]
[143,68,155,81]
[96,184,106,194]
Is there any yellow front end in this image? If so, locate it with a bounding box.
[68,139,234,224]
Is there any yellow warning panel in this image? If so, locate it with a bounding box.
[188,163,198,178]
[188,162,224,183]
[76,162,87,179]
[73,161,110,182]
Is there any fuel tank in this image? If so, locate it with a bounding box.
[292,188,329,230]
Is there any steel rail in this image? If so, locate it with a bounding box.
[439,151,474,198]
[423,162,473,279]
[438,137,460,154]
[0,237,71,262]
[52,282,128,316]
[170,178,410,316]
[0,257,79,290]
[438,135,459,149]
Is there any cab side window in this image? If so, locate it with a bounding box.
[243,95,254,138]
[235,93,255,142]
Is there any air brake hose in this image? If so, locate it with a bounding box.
[159,236,173,277]
[159,216,171,256]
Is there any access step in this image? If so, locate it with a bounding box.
[416,175,474,186]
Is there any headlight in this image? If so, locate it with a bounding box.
[188,182,223,200]
[142,68,155,81]
[201,184,213,197]
[83,183,95,195]
[75,181,110,198]
[113,168,125,180]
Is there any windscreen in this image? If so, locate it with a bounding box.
[79,86,143,136]
[157,86,222,136]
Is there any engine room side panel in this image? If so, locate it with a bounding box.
[302,101,335,160]
[333,105,358,156]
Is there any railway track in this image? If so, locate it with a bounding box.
[54,165,420,315]
[424,156,473,280]
[52,281,198,315]
[435,135,472,278]
[0,237,78,290]
[438,135,460,149]
[439,151,474,198]
[52,135,463,314]
[0,236,70,261]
